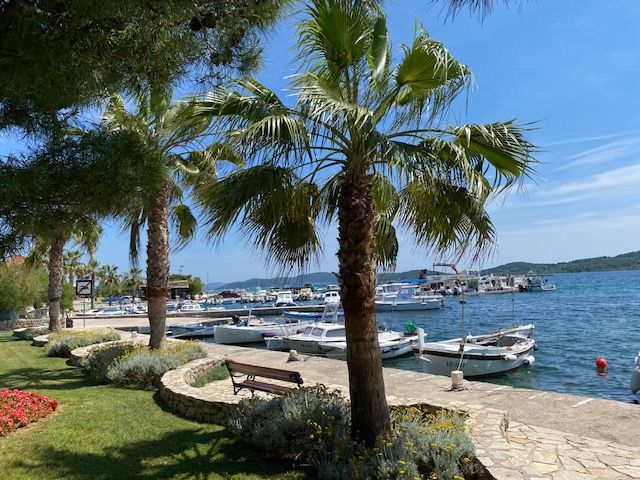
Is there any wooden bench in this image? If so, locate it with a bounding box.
[225,360,304,395]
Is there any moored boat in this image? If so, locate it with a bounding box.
[415,324,536,377]
[631,351,640,396]
[214,316,310,344]
[319,336,415,360]
[285,322,404,355]
[169,322,216,338]
[519,272,556,292]
[375,284,444,312]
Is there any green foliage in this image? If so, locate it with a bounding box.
[484,250,640,275]
[106,341,207,390]
[188,277,204,296]
[0,264,47,311]
[0,1,292,133]
[79,343,137,383]
[13,326,49,341]
[189,363,230,387]
[60,282,75,312]
[0,332,308,480]
[45,329,121,358]
[227,386,350,460]
[227,388,476,480]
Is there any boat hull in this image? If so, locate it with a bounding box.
[417,343,535,377]
[375,301,443,312]
[320,339,414,360]
[214,322,308,344]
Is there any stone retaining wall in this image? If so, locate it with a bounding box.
[2,317,47,331]
[159,357,238,424]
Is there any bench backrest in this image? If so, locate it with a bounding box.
[225,360,303,385]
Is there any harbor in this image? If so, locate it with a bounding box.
[74,269,640,404]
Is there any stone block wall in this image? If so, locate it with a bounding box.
[159,357,238,425]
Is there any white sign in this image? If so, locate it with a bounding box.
[76,279,93,296]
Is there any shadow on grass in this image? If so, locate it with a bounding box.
[6,427,312,480]
[0,366,100,391]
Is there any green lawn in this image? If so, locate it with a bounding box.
[0,332,311,480]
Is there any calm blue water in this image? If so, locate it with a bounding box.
[211,271,640,403]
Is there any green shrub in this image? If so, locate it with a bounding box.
[44,329,121,357]
[80,342,136,382]
[13,326,49,340]
[0,265,47,311]
[189,363,229,387]
[227,388,476,480]
[106,341,207,390]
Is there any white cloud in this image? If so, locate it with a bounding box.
[546,163,640,196]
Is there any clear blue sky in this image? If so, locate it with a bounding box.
[4,1,640,283]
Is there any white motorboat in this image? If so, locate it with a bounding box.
[415,324,536,377]
[99,306,127,316]
[169,322,216,338]
[323,290,341,305]
[285,322,404,355]
[273,291,297,307]
[519,272,556,292]
[631,352,640,396]
[179,303,205,313]
[375,284,444,312]
[319,336,415,360]
[214,316,310,344]
[264,336,290,351]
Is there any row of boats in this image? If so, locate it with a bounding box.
[170,303,538,378]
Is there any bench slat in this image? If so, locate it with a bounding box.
[225,360,303,384]
[239,379,292,395]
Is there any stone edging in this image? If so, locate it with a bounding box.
[159,356,238,424]
[31,334,50,347]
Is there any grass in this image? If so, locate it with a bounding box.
[0,332,312,480]
[190,364,230,388]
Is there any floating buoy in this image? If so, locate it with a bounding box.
[523,355,535,366]
[596,357,608,372]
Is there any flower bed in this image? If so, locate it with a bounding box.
[0,389,57,436]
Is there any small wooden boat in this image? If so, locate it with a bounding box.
[416,324,536,377]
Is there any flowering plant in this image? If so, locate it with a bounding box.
[0,389,57,436]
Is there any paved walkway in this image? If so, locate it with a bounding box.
[195,342,640,479]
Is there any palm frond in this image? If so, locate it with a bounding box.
[172,204,198,249]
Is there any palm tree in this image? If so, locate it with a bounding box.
[191,0,537,446]
[103,87,240,348]
[63,250,84,285]
[98,264,121,297]
[124,267,145,300]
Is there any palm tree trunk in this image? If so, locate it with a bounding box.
[146,180,171,349]
[337,171,390,447]
[48,233,67,331]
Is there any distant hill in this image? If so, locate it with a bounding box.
[204,282,226,291]
[217,269,444,290]
[220,272,339,290]
[483,251,640,275]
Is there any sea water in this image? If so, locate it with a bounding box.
[381,270,640,403]
[210,270,640,403]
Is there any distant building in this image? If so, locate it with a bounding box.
[141,280,190,300]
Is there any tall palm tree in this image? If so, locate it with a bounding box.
[103,87,240,348]
[63,250,84,285]
[192,0,537,445]
[98,264,121,297]
[124,267,145,300]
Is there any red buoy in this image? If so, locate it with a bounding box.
[596,357,608,371]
